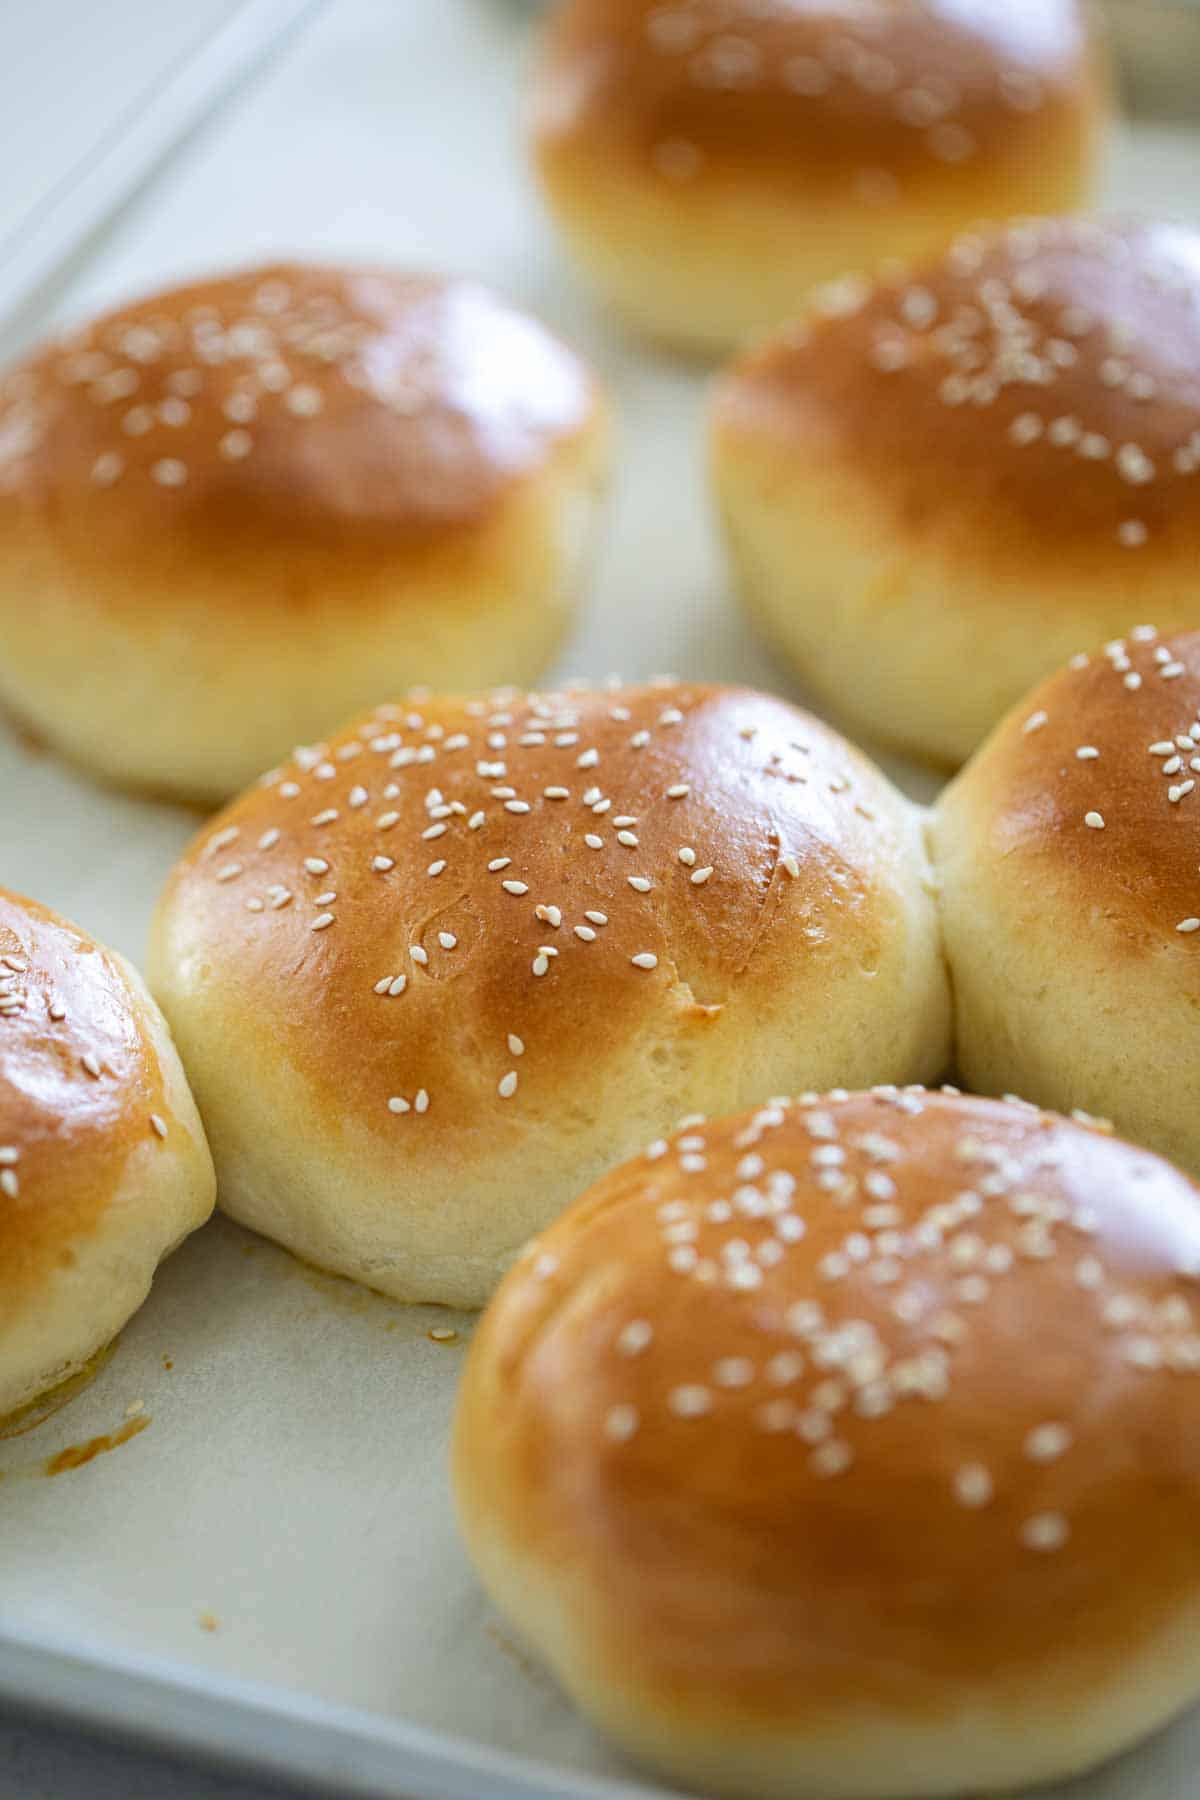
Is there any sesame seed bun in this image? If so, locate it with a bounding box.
[0,265,611,802]
[453,1088,1200,1799]
[712,217,1200,768]
[933,626,1200,1179]
[529,0,1106,356]
[0,889,215,1420]
[147,682,950,1308]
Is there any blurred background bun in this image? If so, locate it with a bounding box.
[934,625,1200,1177]
[149,681,950,1308]
[455,1088,1200,1799]
[529,0,1107,355]
[0,889,214,1421]
[713,217,1200,766]
[0,264,611,802]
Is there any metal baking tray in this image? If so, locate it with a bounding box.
[1,4,1199,1796]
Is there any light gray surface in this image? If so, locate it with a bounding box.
[2,3,1200,1799]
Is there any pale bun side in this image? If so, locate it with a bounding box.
[0,265,611,801]
[712,217,1200,766]
[455,1089,1200,1798]
[530,0,1106,354]
[933,625,1200,1177]
[0,890,215,1419]
[149,682,950,1308]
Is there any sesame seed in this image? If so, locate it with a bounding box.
[0,1169,17,1199]
[781,856,800,879]
[532,955,550,977]
[1118,521,1148,548]
[604,1404,639,1443]
[631,953,659,970]
[81,1053,102,1078]
[617,830,638,847]
[810,1440,854,1478]
[498,1070,519,1099]
[286,383,323,416]
[1021,1513,1070,1552]
[617,1320,653,1356]
[151,458,187,487]
[311,913,335,931]
[1178,919,1200,934]
[414,1089,429,1114]
[584,834,604,850]
[668,1385,712,1419]
[373,856,395,872]
[387,1096,410,1114]
[507,1034,524,1056]
[678,847,696,867]
[501,879,529,896]
[690,866,714,886]
[1025,1423,1072,1462]
[303,857,329,875]
[573,925,596,942]
[1084,812,1105,830]
[666,784,690,799]
[953,1464,993,1508]
[628,876,653,892]
[150,1114,168,1139]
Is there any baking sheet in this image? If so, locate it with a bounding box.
[2,3,1200,1795]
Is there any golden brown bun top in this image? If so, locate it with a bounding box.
[0,889,171,1299]
[463,1089,1200,1713]
[714,217,1200,564]
[942,626,1200,949]
[0,263,601,550]
[532,0,1095,184]
[156,682,922,1140]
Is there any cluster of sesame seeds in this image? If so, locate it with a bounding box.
[642,0,1050,187]
[199,684,860,1125]
[1022,629,1200,937]
[587,1090,1200,1555]
[0,273,468,499]
[814,220,1200,553]
[0,922,172,1196]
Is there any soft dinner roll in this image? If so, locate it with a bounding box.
[455,1089,1200,1799]
[935,625,1200,1178]
[529,0,1106,355]
[713,216,1200,767]
[0,265,610,802]
[148,682,950,1307]
[0,889,214,1420]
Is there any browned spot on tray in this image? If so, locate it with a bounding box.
[198,1612,219,1633]
[44,1411,149,1475]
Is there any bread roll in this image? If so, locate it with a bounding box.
[934,625,1200,1177]
[148,681,950,1307]
[0,889,215,1421]
[455,1088,1200,1799]
[529,0,1106,355]
[712,217,1200,766]
[0,265,610,801]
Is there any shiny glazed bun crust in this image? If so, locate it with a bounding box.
[530,0,1106,354]
[0,890,215,1419]
[934,626,1200,1177]
[455,1089,1200,1799]
[148,682,949,1308]
[0,264,610,801]
[712,217,1200,766]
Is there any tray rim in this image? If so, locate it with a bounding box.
[0,1617,684,1800]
